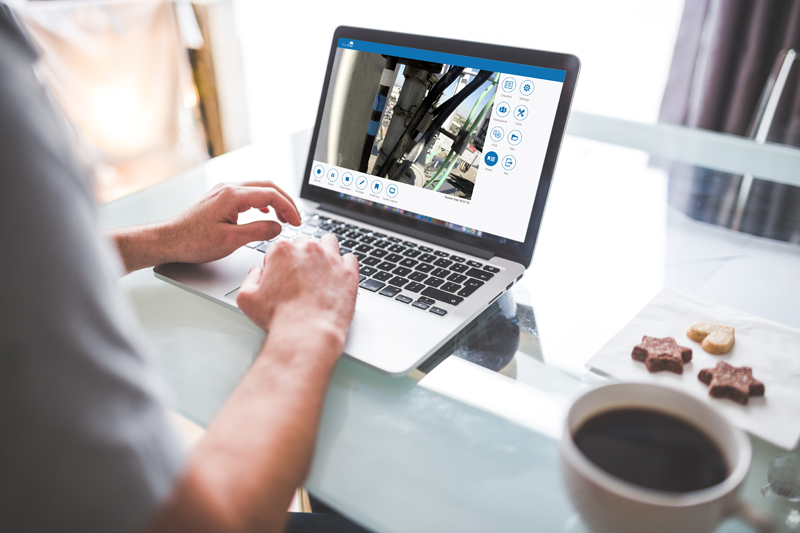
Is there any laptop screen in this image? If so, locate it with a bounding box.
[306,35,568,246]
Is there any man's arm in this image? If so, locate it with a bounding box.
[109,180,302,273]
[143,234,360,533]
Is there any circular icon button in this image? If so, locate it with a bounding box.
[341,172,353,186]
[370,179,383,195]
[327,168,339,182]
[313,164,325,179]
[489,126,505,143]
[356,175,369,190]
[501,76,516,93]
[508,130,522,146]
[484,151,499,167]
[386,183,399,198]
[494,101,511,118]
[501,154,517,171]
[520,79,535,96]
[513,104,529,121]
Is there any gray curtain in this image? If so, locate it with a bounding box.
[659,0,800,243]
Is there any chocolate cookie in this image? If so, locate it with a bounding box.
[632,336,693,374]
[698,361,764,405]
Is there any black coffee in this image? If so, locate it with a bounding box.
[573,408,728,493]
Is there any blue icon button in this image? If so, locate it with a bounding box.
[387,183,399,198]
[484,151,499,167]
[370,179,383,195]
[342,172,353,186]
[356,175,368,190]
[520,79,535,96]
[513,105,529,121]
[508,130,522,146]
[327,168,339,182]
[495,102,511,118]
[313,164,325,179]
[501,76,516,93]
[501,154,517,171]
[489,126,504,143]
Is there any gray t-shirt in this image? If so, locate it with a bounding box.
[0,9,184,533]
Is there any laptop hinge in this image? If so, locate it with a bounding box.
[316,203,494,260]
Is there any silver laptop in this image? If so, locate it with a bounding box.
[155,27,579,376]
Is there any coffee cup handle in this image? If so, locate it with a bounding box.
[730,499,773,533]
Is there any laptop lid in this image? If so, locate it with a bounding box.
[300,27,579,268]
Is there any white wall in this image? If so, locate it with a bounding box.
[232,0,685,144]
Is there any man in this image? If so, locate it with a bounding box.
[0,7,361,533]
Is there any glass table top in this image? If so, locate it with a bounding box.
[101,129,800,533]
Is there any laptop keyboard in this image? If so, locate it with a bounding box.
[245,212,502,316]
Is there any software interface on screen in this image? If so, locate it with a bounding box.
[309,38,566,243]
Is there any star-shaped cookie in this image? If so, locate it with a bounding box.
[698,361,765,405]
[632,336,693,374]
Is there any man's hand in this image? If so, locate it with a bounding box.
[237,234,359,352]
[110,181,302,274]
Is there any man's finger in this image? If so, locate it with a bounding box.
[237,180,299,220]
[239,265,262,295]
[235,220,282,247]
[232,187,302,226]
[342,251,359,273]
[318,233,340,256]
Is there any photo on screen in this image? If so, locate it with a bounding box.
[314,48,502,201]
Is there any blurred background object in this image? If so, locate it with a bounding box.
[12,0,248,202]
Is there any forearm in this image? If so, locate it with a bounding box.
[108,223,174,274]
[144,315,344,533]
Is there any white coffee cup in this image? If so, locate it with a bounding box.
[560,383,772,533]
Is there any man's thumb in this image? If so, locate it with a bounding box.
[237,220,282,246]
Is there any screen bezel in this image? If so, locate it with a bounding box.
[300,26,580,268]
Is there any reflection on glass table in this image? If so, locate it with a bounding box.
[103,127,800,533]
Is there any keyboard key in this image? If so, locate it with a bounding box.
[405,282,425,293]
[388,276,409,287]
[360,236,377,245]
[314,229,330,238]
[484,265,500,273]
[359,274,366,282]
[373,240,390,249]
[370,249,389,258]
[353,252,366,261]
[399,258,418,268]
[433,251,449,257]
[392,266,412,277]
[363,256,380,266]
[377,261,395,271]
[419,254,436,263]
[360,266,377,276]
[412,301,430,310]
[387,236,402,243]
[387,244,406,253]
[464,278,484,288]
[339,247,351,256]
[447,273,467,284]
[415,263,434,273]
[360,279,384,292]
[345,230,362,239]
[457,285,480,297]
[441,282,461,293]
[429,307,447,316]
[449,263,469,273]
[256,242,271,252]
[424,277,444,287]
[373,271,392,282]
[402,249,421,258]
[418,246,433,252]
[385,253,403,263]
[302,226,316,235]
[421,287,464,306]
[372,232,387,239]
[332,226,348,235]
[418,296,436,305]
[395,295,412,304]
[402,241,417,248]
[379,286,402,298]
[306,217,321,227]
[246,241,263,248]
[431,268,449,278]
[450,256,465,263]
[355,244,373,253]
[433,258,453,268]
[342,239,359,249]
[408,271,427,282]
[466,260,483,268]
[466,268,494,282]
